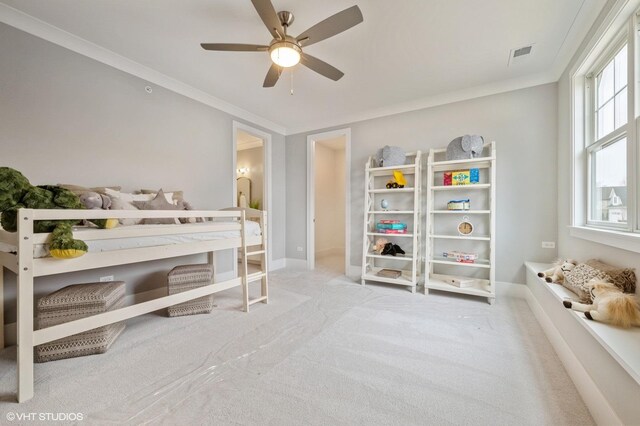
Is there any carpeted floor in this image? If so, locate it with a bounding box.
[0,266,593,425]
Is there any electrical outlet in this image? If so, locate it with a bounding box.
[541,241,556,249]
[296,246,303,252]
[100,275,114,282]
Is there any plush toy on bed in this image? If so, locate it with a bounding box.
[77,191,118,230]
[537,259,578,284]
[0,167,109,259]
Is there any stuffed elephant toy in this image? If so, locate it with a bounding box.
[79,191,111,210]
[374,145,406,167]
[446,135,484,161]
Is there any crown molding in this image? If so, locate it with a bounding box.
[1,1,605,137]
[285,71,556,135]
[0,3,287,136]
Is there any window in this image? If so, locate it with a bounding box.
[571,9,640,243]
[587,43,629,228]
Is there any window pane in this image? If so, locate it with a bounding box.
[597,62,614,108]
[597,99,614,139]
[614,87,627,129]
[591,138,627,224]
[614,47,627,92]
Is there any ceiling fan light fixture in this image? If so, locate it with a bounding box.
[269,41,301,67]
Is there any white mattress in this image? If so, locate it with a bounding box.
[0,221,261,258]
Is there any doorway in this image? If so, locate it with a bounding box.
[233,122,271,276]
[307,129,351,275]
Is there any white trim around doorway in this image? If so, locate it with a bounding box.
[232,121,273,275]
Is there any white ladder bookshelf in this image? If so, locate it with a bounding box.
[361,151,422,293]
[424,142,496,304]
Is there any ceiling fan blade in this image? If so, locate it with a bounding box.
[296,5,363,47]
[263,63,282,87]
[201,43,268,52]
[251,0,284,40]
[300,54,344,81]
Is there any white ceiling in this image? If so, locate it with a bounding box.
[0,0,606,134]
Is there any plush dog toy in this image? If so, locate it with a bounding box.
[537,259,578,284]
[0,167,108,258]
[372,238,389,255]
[563,280,640,328]
[381,242,405,256]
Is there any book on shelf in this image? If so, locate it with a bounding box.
[376,223,407,230]
[379,219,401,224]
[442,251,478,263]
[441,276,475,288]
[375,269,402,279]
[378,229,408,234]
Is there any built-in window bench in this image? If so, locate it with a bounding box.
[524,262,640,425]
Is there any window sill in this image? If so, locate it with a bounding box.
[569,225,640,254]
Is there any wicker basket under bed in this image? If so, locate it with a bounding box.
[167,264,214,317]
[35,281,126,363]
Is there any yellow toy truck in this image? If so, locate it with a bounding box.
[386,170,407,188]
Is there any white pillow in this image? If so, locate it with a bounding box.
[104,188,174,204]
[109,198,144,226]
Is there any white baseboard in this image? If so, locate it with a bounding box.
[285,258,308,269]
[523,285,621,425]
[495,281,527,299]
[270,258,286,271]
[348,265,361,280]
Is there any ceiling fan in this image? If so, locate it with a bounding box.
[201,0,363,87]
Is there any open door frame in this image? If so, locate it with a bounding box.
[232,121,272,276]
[307,128,351,273]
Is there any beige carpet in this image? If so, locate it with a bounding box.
[0,266,593,425]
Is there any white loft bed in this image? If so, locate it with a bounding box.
[0,207,269,403]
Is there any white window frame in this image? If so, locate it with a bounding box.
[570,2,640,252]
[586,34,630,230]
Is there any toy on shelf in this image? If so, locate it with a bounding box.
[443,251,478,263]
[371,238,406,256]
[375,146,406,167]
[447,199,470,210]
[444,168,480,186]
[380,199,389,210]
[372,238,389,254]
[386,170,407,189]
[446,135,484,160]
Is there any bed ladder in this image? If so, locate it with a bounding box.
[240,211,269,312]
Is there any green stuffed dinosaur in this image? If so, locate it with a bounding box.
[0,167,108,258]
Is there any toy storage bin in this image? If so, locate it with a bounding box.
[35,281,126,362]
[167,264,214,317]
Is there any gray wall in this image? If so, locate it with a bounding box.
[0,23,286,321]
[286,83,559,284]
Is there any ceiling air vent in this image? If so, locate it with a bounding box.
[508,44,535,67]
[513,46,532,58]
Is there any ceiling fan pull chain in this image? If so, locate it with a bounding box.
[290,70,294,95]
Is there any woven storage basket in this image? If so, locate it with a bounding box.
[167,264,214,317]
[35,281,126,363]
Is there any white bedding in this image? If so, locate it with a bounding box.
[0,221,261,258]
